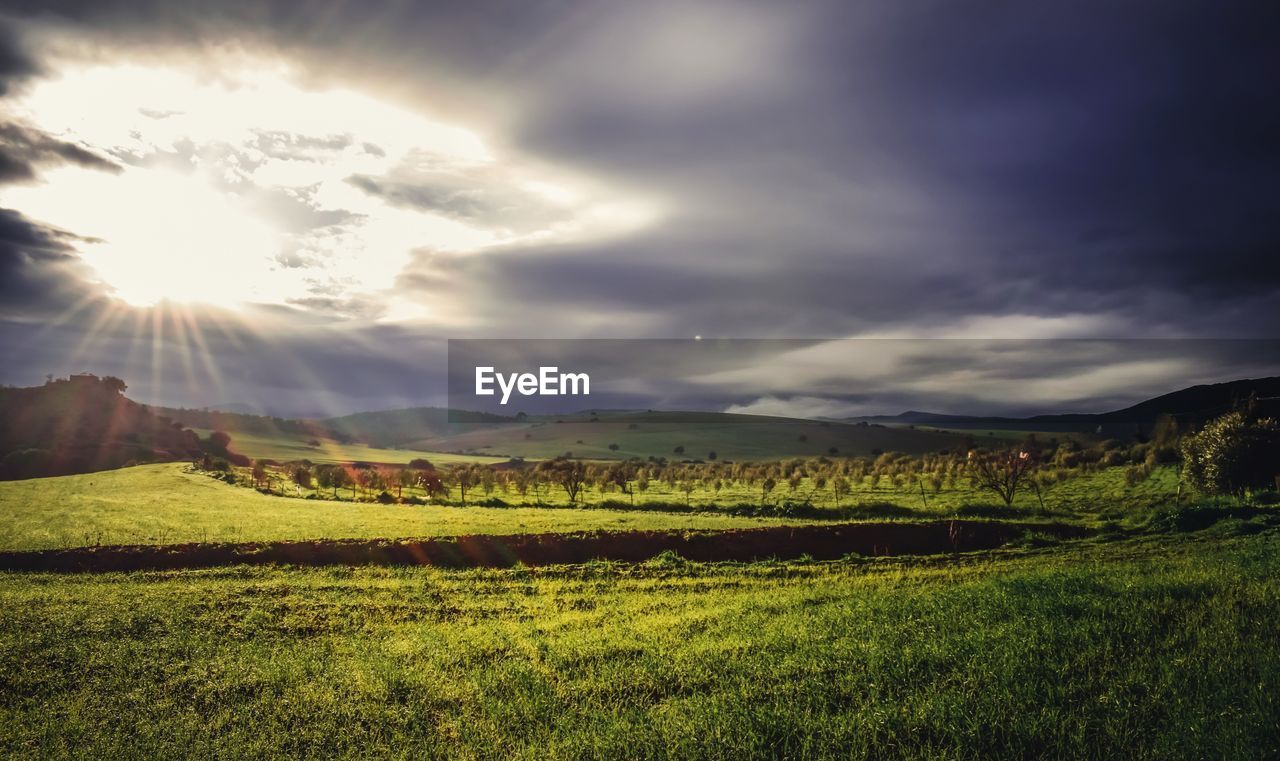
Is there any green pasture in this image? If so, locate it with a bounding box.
[0,529,1276,758]
[0,464,808,551]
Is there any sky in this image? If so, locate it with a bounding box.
[1,0,1277,417]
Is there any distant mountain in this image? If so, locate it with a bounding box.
[0,375,205,479]
[849,377,1280,434]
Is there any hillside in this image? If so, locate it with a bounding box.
[851,376,1280,435]
[0,375,204,479]
[129,376,1280,463]
[398,409,971,460]
[322,407,514,448]
[146,405,335,441]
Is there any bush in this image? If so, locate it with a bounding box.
[1181,411,1280,496]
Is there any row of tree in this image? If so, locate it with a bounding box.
[200,405,1279,507]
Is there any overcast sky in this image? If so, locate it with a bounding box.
[1,1,1277,417]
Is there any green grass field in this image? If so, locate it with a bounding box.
[0,461,1190,551]
[1,529,1276,758]
[0,464,810,551]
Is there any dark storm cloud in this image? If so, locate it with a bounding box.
[501,0,1280,327]
[0,208,103,316]
[1,0,1277,414]
[0,122,123,183]
[805,1,1280,302]
[0,19,38,95]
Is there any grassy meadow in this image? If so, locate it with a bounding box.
[0,460,1192,552]
[0,464,818,551]
[1,529,1277,758]
[2,404,1276,758]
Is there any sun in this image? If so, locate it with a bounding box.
[1,57,659,312]
[12,164,283,308]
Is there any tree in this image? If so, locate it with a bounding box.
[831,476,849,507]
[511,468,533,500]
[539,458,587,504]
[292,465,312,489]
[967,448,1039,506]
[1181,411,1280,496]
[251,460,268,488]
[355,468,378,498]
[331,467,353,498]
[480,467,497,498]
[673,445,685,455]
[450,464,479,506]
[761,477,777,503]
[419,470,447,501]
[315,465,334,496]
[604,463,632,503]
[396,468,416,499]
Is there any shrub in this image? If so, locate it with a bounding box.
[1180,411,1280,496]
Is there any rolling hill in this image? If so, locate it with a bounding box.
[0,375,204,479]
[849,376,1280,436]
[397,409,971,461]
[161,405,979,462]
[56,375,1280,468]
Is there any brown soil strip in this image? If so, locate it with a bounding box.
[0,521,1088,573]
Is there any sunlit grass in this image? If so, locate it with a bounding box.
[0,531,1276,758]
[0,464,809,551]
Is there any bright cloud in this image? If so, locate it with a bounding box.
[0,57,658,313]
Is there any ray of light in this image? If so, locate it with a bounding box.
[63,301,130,370]
[150,303,166,408]
[176,305,229,395]
[165,304,201,401]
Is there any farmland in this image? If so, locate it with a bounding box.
[402,411,973,460]
[2,382,1278,758]
[189,429,505,467]
[180,409,981,463]
[1,529,1277,758]
[0,464,809,552]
